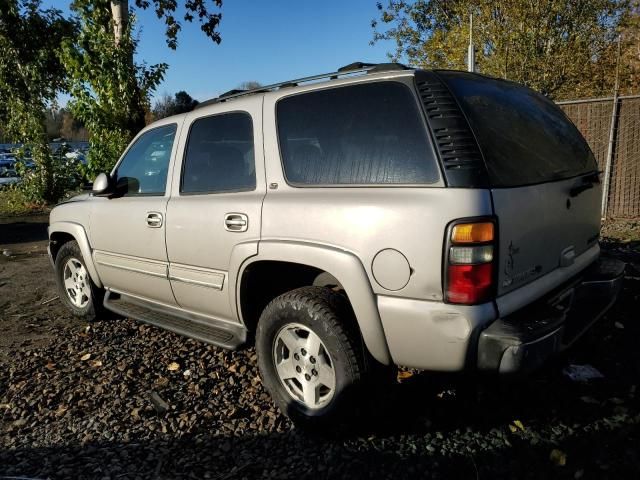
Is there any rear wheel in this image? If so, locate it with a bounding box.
[256,286,368,430]
[54,240,104,321]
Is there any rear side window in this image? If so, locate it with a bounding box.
[181,112,255,194]
[438,71,597,187]
[277,82,439,185]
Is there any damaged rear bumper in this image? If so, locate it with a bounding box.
[477,256,625,374]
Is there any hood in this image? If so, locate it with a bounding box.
[57,192,91,206]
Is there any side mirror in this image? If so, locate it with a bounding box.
[92,172,112,196]
[115,176,140,195]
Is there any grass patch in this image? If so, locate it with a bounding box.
[0,187,50,217]
[601,219,640,242]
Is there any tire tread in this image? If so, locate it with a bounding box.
[54,240,104,321]
[256,286,367,431]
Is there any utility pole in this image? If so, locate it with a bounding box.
[601,35,622,218]
[467,13,476,72]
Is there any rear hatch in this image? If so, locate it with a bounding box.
[437,71,601,298]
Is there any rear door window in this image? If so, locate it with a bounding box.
[438,71,597,187]
[181,112,256,194]
[276,81,439,186]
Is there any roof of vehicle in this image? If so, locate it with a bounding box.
[195,62,415,109]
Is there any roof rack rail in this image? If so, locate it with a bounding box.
[337,61,377,72]
[195,62,411,109]
[218,88,247,98]
[370,62,410,72]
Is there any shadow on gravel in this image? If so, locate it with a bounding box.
[1,419,638,479]
[3,299,638,480]
[0,217,48,245]
[357,239,639,440]
[0,236,637,479]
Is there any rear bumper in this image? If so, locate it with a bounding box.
[477,256,625,374]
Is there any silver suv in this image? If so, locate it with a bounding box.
[48,62,624,428]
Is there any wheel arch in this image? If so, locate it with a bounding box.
[48,221,103,288]
[237,240,392,365]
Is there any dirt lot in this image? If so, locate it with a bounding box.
[1,216,639,479]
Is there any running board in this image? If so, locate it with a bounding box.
[103,291,246,349]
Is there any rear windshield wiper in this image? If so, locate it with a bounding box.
[569,171,601,197]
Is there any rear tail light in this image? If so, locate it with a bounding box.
[449,245,493,264]
[451,222,494,243]
[446,263,493,304]
[444,220,496,305]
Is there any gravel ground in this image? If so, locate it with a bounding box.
[0,217,639,479]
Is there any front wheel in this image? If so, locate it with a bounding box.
[256,286,368,430]
[54,240,104,321]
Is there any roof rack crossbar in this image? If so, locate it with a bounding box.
[196,62,410,108]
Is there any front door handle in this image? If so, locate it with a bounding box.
[224,213,248,232]
[146,212,163,228]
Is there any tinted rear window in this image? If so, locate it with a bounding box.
[438,72,597,187]
[277,82,439,185]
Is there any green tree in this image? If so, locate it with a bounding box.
[238,81,263,90]
[620,1,640,93]
[62,0,222,178]
[174,90,200,112]
[110,1,222,49]
[153,90,199,119]
[61,2,165,178]
[0,0,76,202]
[372,0,635,99]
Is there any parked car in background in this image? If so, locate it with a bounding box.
[0,152,16,161]
[0,168,20,187]
[47,62,625,430]
[65,150,87,165]
[0,158,16,171]
[0,148,34,170]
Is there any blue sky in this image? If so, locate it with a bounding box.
[44,1,396,104]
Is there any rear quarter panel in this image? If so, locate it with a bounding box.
[262,81,494,300]
[260,188,493,301]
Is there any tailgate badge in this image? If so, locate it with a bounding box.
[503,241,519,287]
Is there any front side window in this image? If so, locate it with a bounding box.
[114,124,177,196]
[277,81,439,186]
[181,112,255,194]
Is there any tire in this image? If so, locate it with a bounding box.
[54,240,104,321]
[256,286,368,431]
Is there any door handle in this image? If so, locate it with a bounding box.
[146,212,163,228]
[224,213,248,232]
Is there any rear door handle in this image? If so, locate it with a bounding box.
[146,212,163,228]
[224,213,248,232]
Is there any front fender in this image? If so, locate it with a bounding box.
[238,240,392,365]
[48,221,103,288]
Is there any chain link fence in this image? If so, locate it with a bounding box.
[559,95,640,219]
